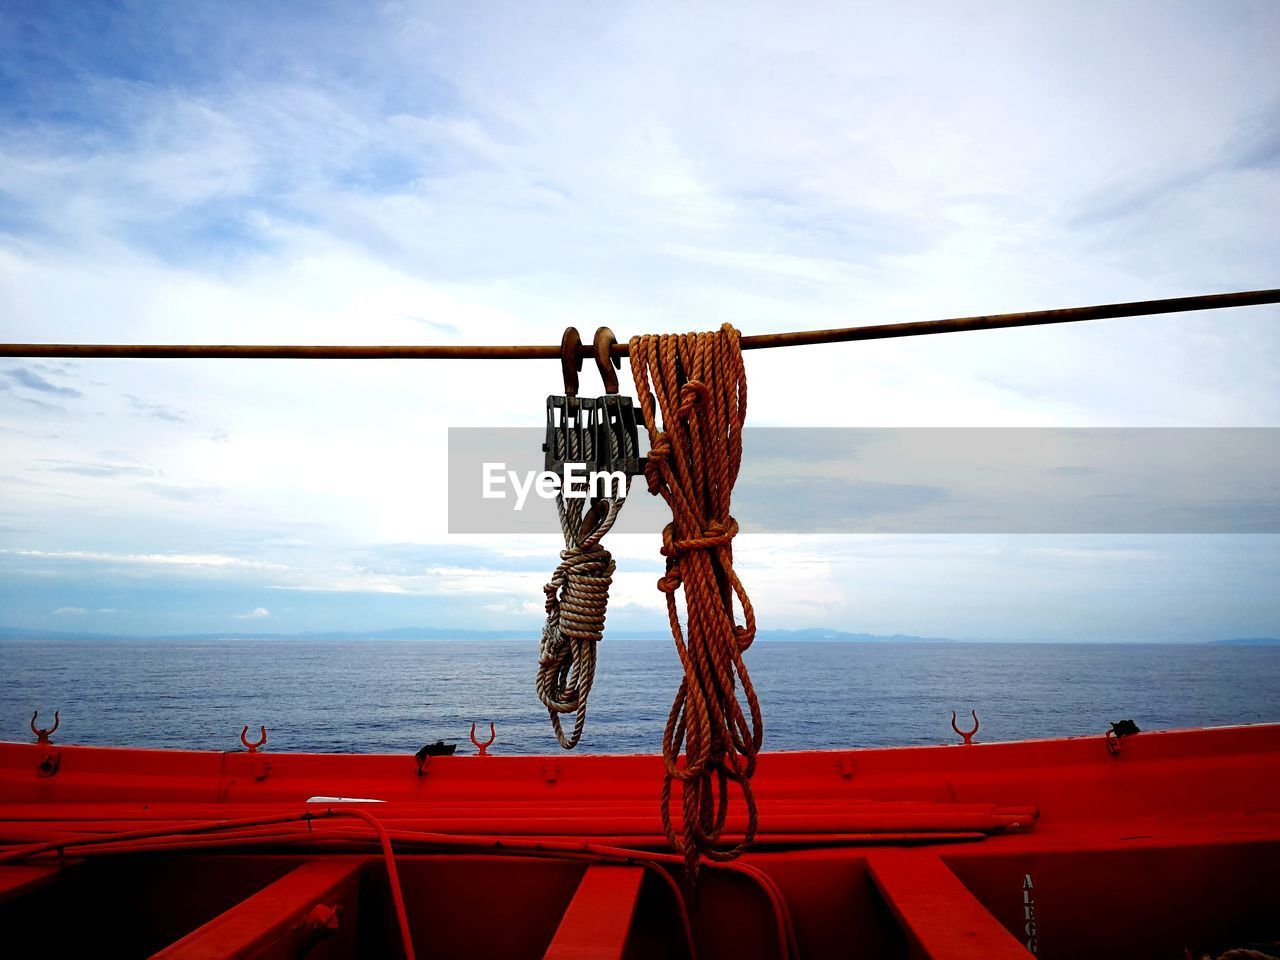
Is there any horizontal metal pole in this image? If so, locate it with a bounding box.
[737,287,1280,350]
[1,288,1276,360]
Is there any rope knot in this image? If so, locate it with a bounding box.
[676,379,709,417]
[644,432,671,495]
[656,525,685,592]
[663,516,739,557]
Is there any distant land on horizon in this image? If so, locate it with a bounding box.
[0,625,952,643]
[1,626,1275,644]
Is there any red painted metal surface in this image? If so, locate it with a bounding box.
[867,851,1031,958]
[0,723,1277,959]
[0,864,62,904]
[152,859,364,959]
[543,865,644,960]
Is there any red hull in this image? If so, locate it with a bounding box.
[2,723,1278,959]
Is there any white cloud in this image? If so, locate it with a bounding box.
[52,606,88,615]
[233,607,270,620]
[5,549,287,572]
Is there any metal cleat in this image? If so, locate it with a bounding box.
[951,710,980,745]
[470,721,496,756]
[240,724,267,753]
[31,709,59,744]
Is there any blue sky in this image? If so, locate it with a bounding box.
[1,1,1278,640]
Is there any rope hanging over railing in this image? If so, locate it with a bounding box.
[629,324,762,873]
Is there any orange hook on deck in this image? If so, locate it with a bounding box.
[951,710,979,745]
[31,710,59,744]
[470,722,496,756]
[240,725,267,753]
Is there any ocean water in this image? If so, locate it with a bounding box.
[1,639,1277,755]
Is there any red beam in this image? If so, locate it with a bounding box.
[543,865,644,960]
[150,859,365,959]
[867,852,1032,960]
[0,865,62,904]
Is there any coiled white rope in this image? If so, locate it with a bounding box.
[536,408,630,748]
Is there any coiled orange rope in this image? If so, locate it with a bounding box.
[628,324,763,873]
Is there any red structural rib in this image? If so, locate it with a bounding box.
[543,865,645,960]
[150,859,365,959]
[0,865,63,905]
[866,852,1033,959]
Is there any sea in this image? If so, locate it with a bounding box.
[1,639,1277,755]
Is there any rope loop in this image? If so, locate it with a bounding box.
[656,565,683,594]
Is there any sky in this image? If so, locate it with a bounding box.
[1,1,1278,641]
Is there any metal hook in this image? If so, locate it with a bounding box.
[469,721,496,756]
[240,724,267,753]
[592,326,621,395]
[31,710,59,744]
[559,327,583,397]
[951,710,979,745]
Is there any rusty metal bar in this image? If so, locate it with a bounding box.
[1,288,1276,360]
[737,287,1280,350]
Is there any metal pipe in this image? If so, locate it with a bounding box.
[1,288,1276,360]
[737,287,1280,350]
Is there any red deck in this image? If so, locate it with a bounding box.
[2,723,1278,959]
